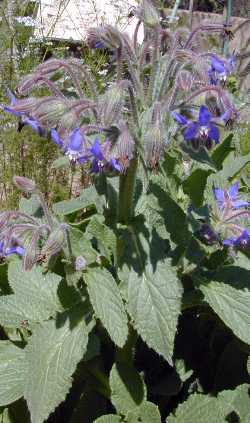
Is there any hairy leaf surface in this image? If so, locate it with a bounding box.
[110,362,146,414]
[85,268,128,347]
[0,341,26,406]
[0,262,62,328]
[127,259,183,364]
[24,312,92,423]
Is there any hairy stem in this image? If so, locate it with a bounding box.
[169,0,181,23]
[118,158,138,225]
[222,0,232,55]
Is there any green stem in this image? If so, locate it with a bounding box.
[169,0,181,23]
[118,158,138,225]
[223,0,232,55]
[147,27,160,105]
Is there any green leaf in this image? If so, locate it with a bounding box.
[87,216,116,260]
[221,151,250,180]
[127,259,183,364]
[200,280,250,345]
[51,156,70,169]
[0,342,26,406]
[183,169,212,207]
[0,262,62,328]
[85,268,128,347]
[219,384,250,421]
[24,310,92,423]
[126,401,161,423]
[110,362,146,414]
[53,186,102,215]
[68,227,97,264]
[167,392,234,423]
[211,134,233,169]
[94,416,121,423]
[247,356,250,375]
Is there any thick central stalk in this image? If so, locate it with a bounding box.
[118,158,138,225]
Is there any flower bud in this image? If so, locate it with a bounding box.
[75,256,87,271]
[178,70,194,92]
[86,25,123,50]
[144,125,165,169]
[134,0,160,27]
[109,121,135,170]
[36,59,64,75]
[17,74,38,95]
[23,229,40,271]
[58,110,80,131]
[41,225,66,257]
[99,83,126,126]
[32,98,69,127]
[13,176,37,193]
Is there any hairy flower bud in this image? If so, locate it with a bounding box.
[36,59,64,75]
[177,70,194,92]
[134,0,160,27]
[22,229,41,271]
[144,126,165,169]
[13,176,37,193]
[41,225,66,258]
[109,121,135,170]
[32,98,69,127]
[75,256,87,271]
[86,25,123,50]
[99,83,126,126]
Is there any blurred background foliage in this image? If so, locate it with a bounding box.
[0,0,109,209]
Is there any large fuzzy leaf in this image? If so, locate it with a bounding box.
[94,416,121,423]
[24,310,92,423]
[85,268,128,347]
[167,392,234,422]
[127,259,183,364]
[0,341,26,406]
[0,262,62,328]
[53,186,103,215]
[126,401,161,423]
[110,362,146,414]
[200,280,250,346]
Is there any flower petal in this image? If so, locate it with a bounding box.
[90,138,104,161]
[232,200,250,209]
[171,111,188,126]
[69,129,83,151]
[213,187,224,206]
[208,124,220,144]
[51,129,63,147]
[184,123,198,141]
[110,158,122,172]
[199,105,212,126]
[211,56,226,74]
[228,182,239,199]
[6,89,17,106]
[3,106,23,117]
[223,237,235,246]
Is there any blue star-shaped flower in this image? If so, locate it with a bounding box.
[172,105,220,146]
[223,229,250,249]
[213,182,250,210]
[51,128,90,163]
[90,138,122,173]
[209,55,235,85]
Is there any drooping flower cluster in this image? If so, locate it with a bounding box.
[50,128,129,173]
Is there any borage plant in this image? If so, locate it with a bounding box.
[0,1,250,422]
